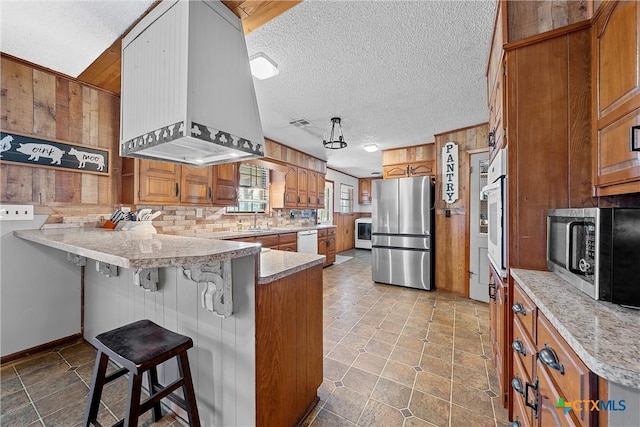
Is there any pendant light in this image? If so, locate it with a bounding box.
[323,117,347,149]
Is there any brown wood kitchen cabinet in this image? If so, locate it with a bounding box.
[256,264,323,427]
[122,158,239,206]
[297,168,308,207]
[510,281,597,427]
[592,0,640,196]
[381,144,436,179]
[212,162,239,206]
[358,178,380,204]
[317,227,336,266]
[489,266,508,407]
[308,170,318,208]
[486,0,505,162]
[382,161,435,179]
[317,173,326,208]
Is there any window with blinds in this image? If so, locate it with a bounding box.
[227,164,269,213]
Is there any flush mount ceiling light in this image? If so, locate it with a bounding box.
[323,117,347,149]
[363,144,379,152]
[249,52,279,80]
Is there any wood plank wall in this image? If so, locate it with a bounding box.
[1,56,120,210]
[434,123,488,297]
[507,0,591,42]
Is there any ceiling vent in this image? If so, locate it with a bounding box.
[120,0,264,166]
[289,118,313,128]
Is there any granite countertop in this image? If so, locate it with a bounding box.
[510,268,640,388]
[184,224,337,240]
[14,228,261,269]
[258,249,325,285]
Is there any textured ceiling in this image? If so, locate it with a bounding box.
[0,0,495,179]
[246,0,496,177]
[0,0,155,77]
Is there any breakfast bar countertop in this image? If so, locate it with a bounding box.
[13,227,261,269]
[511,268,640,388]
[258,249,324,285]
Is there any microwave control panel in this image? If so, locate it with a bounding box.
[580,223,596,276]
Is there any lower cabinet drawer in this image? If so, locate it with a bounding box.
[512,283,537,343]
[254,234,279,248]
[511,354,534,427]
[278,242,297,252]
[537,313,593,426]
[512,316,536,382]
[279,232,297,244]
[536,359,581,427]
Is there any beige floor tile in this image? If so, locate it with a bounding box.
[396,335,425,353]
[380,360,417,388]
[371,328,399,345]
[419,355,452,379]
[1,390,31,417]
[404,416,437,427]
[454,336,484,355]
[357,398,404,426]
[0,377,24,398]
[311,408,356,426]
[451,382,495,419]
[452,364,490,390]
[413,371,451,401]
[0,402,41,427]
[364,339,394,359]
[0,365,18,382]
[450,404,496,427]
[323,386,368,423]
[33,380,89,417]
[323,358,350,382]
[352,353,387,376]
[370,377,412,410]
[339,332,370,350]
[389,346,422,367]
[341,367,378,397]
[14,352,63,376]
[379,319,405,334]
[409,390,450,427]
[327,344,360,366]
[453,349,488,372]
[422,341,453,361]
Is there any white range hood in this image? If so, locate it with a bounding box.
[120,0,265,166]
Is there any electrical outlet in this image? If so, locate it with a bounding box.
[196,208,203,218]
[0,204,35,221]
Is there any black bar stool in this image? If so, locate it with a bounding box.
[83,319,200,427]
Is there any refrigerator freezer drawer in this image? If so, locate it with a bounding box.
[372,247,432,290]
[372,235,431,250]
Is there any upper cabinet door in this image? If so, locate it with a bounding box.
[409,161,435,177]
[284,165,298,207]
[317,174,326,209]
[595,1,640,119]
[212,162,238,206]
[308,171,318,207]
[181,165,213,205]
[593,1,640,194]
[383,165,409,179]
[138,159,181,203]
[358,178,372,204]
[297,168,308,207]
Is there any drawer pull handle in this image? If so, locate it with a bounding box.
[511,420,521,427]
[511,376,524,395]
[525,378,539,415]
[539,346,564,374]
[512,302,526,316]
[512,339,526,356]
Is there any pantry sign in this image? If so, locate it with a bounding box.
[442,141,458,203]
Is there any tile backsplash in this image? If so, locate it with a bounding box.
[49,205,318,234]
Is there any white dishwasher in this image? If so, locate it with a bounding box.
[297,230,318,254]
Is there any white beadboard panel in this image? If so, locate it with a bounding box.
[188,1,263,145]
[121,0,188,141]
[83,255,256,426]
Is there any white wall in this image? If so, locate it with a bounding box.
[0,216,81,357]
[325,169,372,214]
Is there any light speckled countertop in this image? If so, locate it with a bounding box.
[14,228,260,269]
[179,224,336,240]
[258,249,325,285]
[510,268,640,389]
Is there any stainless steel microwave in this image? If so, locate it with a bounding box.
[547,208,640,308]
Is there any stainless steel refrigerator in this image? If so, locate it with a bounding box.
[372,176,435,290]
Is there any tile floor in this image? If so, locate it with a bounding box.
[0,249,508,427]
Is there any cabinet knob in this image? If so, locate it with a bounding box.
[512,339,525,356]
[539,346,564,374]
[511,375,524,395]
[512,302,526,316]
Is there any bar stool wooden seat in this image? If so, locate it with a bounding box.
[83,319,200,427]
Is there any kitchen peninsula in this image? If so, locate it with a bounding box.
[13,227,325,426]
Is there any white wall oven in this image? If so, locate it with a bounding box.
[482,148,507,278]
[355,217,372,249]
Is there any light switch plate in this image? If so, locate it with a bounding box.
[0,205,34,221]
